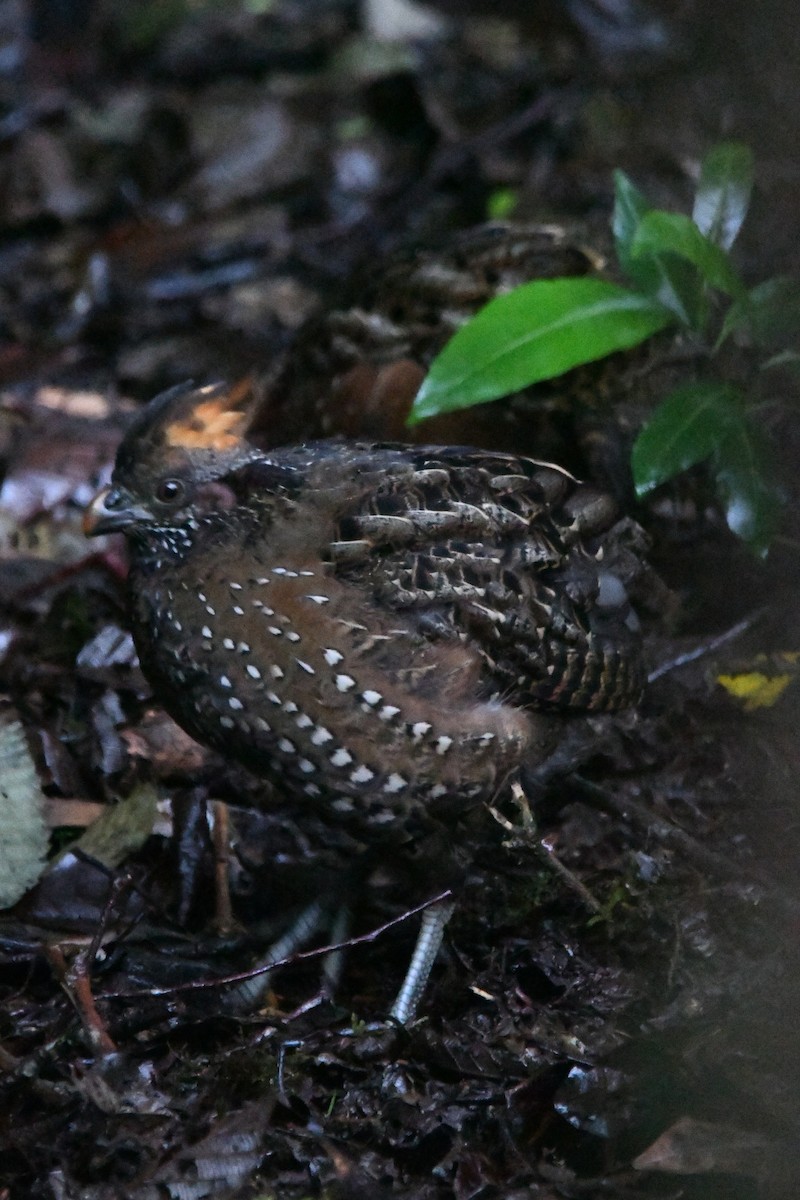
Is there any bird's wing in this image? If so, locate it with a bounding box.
[322,446,646,712]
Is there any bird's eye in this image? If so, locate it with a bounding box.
[156,478,185,504]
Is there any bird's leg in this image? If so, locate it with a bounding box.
[390,898,456,1025]
[229,898,328,1011]
[321,905,350,999]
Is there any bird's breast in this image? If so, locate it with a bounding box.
[128,545,545,830]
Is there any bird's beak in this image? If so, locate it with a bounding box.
[83,486,142,536]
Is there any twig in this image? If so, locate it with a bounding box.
[43,943,117,1056]
[211,799,234,934]
[41,874,134,1056]
[488,782,602,914]
[102,889,453,999]
[648,609,767,683]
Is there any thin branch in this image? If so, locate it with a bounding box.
[648,609,767,683]
[102,889,453,999]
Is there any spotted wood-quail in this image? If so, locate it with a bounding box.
[259,222,607,452]
[256,222,673,503]
[85,378,650,1021]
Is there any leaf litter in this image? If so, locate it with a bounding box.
[0,2,799,1198]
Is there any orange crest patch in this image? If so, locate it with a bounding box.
[164,381,253,451]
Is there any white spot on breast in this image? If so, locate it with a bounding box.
[350,764,374,784]
[206,605,216,616]
[295,713,313,729]
[384,773,408,793]
[229,697,244,710]
[362,690,382,706]
[202,626,213,639]
[335,674,356,692]
[268,626,282,636]
[283,700,298,714]
[311,726,332,745]
[223,637,235,650]
[278,737,296,754]
[173,620,182,632]
[219,675,232,688]
[198,592,207,602]
[270,665,284,679]
[305,594,329,605]
[255,577,270,585]
[266,691,282,705]
[330,747,353,767]
[370,809,397,825]
[255,717,271,733]
[379,705,400,721]
[296,659,315,675]
[246,665,261,679]
[429,783,448,799]
[299,570,315,577]
[286,631,301,643]
[436,736,453,755]
[220,715,235,729]
[298,758,315,773]
[232,606,244,615]
[411,721,431,742]
[229,582,242,591]
[305,781,322,797]
[324,647,344,666]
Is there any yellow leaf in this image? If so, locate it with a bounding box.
[717,671,792,710]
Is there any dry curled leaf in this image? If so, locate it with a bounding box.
[633,1116,772,1176]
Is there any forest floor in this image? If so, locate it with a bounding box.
[0,2,799,1197]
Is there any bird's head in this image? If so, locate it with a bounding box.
[84,379,266,540]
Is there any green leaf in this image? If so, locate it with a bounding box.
[632,211,745,298]
[629,248,708,330]
[713,417,780,556]
[612,169,652,277]
[692,142,754,250]
[719,276,800,349]
[611,173,709,326]
[761,349,800,372]
[632,380,741,495]
[410,278,673,424]
[486,187,518,220]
